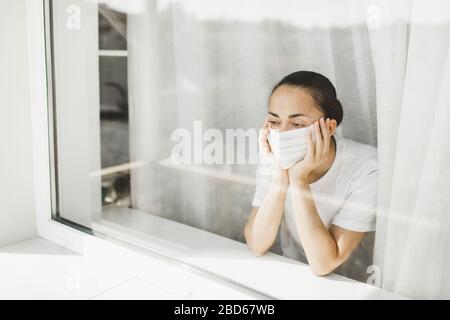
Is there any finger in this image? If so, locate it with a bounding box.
[261,143,270,153]
[261,127,269,139]
[306,128,315,159]
[265,122,275,153]
[262,117,269,129]
[259,117,269,144]
[314,120,323,158]
[321,117,330,154]
[260,138,271,154]
[259,127,271,154]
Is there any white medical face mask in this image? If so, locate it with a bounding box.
[268,126,314,169]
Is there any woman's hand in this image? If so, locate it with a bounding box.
[259,118,289,188]
[289,117,332,185]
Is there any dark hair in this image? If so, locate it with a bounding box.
[270,71,343,126]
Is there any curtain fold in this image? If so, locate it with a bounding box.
[371,0,450,299]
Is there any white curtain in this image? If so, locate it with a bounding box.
[370,0,450,299]
[123,0,450,297]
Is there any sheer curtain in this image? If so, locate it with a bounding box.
[370,0,450,299]
[124,0,450,296]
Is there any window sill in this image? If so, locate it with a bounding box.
[90,207,403,299]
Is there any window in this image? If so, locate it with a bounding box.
[47,0,378,284]
[44,0,450,300]
[98,6,130,208]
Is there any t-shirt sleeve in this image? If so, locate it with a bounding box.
[332,162,378,232]
[251,158,272,207]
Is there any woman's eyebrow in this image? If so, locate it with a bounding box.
[268,112,279,118]
[268,112,309,118]
[288,113,309,118]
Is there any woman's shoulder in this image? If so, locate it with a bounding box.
[338,135,378,175]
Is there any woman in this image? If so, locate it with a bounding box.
[244,71,377,278]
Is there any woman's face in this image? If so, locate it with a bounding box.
[268,85,326,132]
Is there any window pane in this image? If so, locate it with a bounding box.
[99,56,130,207]
[98,5,127,50]
[50,0,377,284]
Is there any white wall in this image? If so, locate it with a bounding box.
[0,0,37,246]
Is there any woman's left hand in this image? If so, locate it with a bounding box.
[289,117,332,184]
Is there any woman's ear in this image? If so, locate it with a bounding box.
[327,118,337,136]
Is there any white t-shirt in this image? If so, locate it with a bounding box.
[251,133,378,279]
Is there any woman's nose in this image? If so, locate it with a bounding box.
[279,124,290,132]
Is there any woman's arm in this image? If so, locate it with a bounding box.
[244,179,288,256]
[245,118,289,256]
[290,180,364,275]
[289,118,365,275]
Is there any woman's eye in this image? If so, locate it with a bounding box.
[268,121,280,126]
[293,123,305,128]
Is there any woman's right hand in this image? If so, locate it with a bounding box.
[259,118,289,188]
